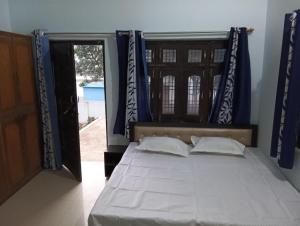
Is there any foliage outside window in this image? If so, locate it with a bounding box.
[74,45,104,85]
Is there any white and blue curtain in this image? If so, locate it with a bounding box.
[271,10,300,169]
[113,30,152,139]
[33,30,62,170]
[210,27,251,125]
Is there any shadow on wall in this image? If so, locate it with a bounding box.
[251,77,262,124]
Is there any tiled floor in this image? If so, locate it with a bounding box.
[0,161,106,226]
[80,117,106,161]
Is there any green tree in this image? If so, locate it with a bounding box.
[74,45,104,81]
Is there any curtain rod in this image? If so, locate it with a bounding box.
[45,28,255,36]
[117,28,255,35]
[45,28,254,40]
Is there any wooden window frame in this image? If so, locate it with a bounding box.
[146,40,228,123]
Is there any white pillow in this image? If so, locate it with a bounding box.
[136,136,190,157]
[190,136,245,156]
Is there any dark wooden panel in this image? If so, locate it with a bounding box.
[104,145,127,178]
[104,151,123,164]
[3,121,25,187]
[23,113,41,174]
[0,33,16,110]
[146,40,228,123]
[104,152,124,178]
[0,162,9,203]
[50,41,82,181]
[107,145,128,152]
[13,36,36,105]
[104,164,117,178]
[0,105,36,124]
[0,129,10,203]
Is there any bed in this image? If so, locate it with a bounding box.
[89,123,300,226]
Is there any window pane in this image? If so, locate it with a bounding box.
[188,49,202,63]
[162,49,176,63]
[212,74,221,105]
[162,75,175,114]
[146,49,152,63]
[214,49,226,63]
[187,75,201,115]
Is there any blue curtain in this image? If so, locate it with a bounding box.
[113,30,152,139]
[33,30,62,170]
[271,10,300,169]
[113,31,129,136]
[210,27,251,125]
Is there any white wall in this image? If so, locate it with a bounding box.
[258,0,300,190]
[0,0,11,31]
[8,0,268,145]
[78,99,106,124]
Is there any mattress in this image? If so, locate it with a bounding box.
[89,143,300,226]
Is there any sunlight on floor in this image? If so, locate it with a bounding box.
[0,162,106,226]
[80,118,106,161]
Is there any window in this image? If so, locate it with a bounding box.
[187,75,201,115]
[162,49,176,63]
[146,40,227,122]
[188,49,202,63]
[212,74,221,105]
[162,75,175,114]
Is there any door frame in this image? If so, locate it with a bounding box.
[49,39,108,161]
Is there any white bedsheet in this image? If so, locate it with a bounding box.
[89,143,300,226]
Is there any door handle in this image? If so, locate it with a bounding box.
[70,95,75,104]
[63,95,76,115]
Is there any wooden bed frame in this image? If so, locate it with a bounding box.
[129,122,258,147]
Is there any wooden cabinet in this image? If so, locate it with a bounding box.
[0,33,16,110]
[0,144,10,204]
[4,121,26,188]
[0,31,41,204]
[23,113,41,174]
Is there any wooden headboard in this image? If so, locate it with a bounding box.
[129,123,258,147]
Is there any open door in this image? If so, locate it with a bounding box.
[50,41,82,181]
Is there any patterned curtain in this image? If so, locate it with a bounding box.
[33,30,62,170]
[271,10,300,169]
[113,30,152,139]
[210,27,251,125]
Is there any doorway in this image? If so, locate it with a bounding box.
[74,43,107,162]
[50,40,107,181]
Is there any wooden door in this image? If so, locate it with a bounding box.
[0,31,41,204]
[0,33,16,110]
[22,113,41,174]
[0,33,24,199]
[50,42,82,181]
[2,121,25,188]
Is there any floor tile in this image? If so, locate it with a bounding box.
[0,161,106,226]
